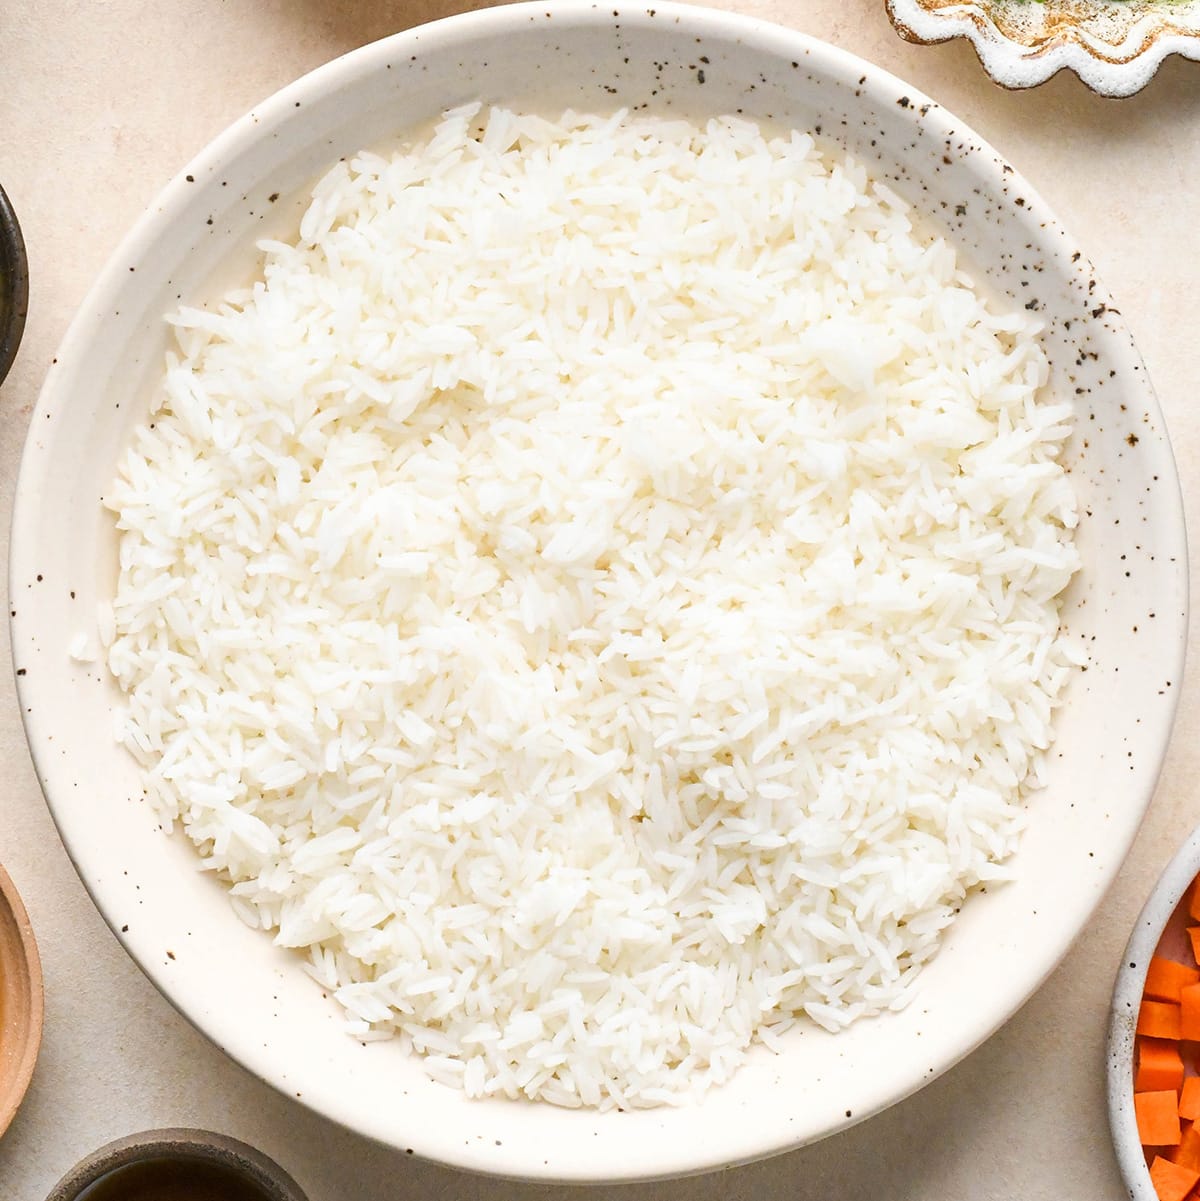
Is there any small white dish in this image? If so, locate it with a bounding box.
[886,0,1200,96]
[1109,830,1200,1199]
[10,0,1189,1182]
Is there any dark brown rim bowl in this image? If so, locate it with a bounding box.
[0,181,29,386]
[0,863,44,1138]
[44,1129,310,1201]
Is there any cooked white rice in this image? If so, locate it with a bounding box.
[104,104,1080,1109]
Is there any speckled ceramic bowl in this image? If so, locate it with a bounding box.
[886,0,1200,96]
[0,182,29,385]
[0,864,43,1137]
[1109,830,1200,1199]
[44,1129,308,1201]
[10,0,1188,1182]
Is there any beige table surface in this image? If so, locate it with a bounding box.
[2,1,1200,1198]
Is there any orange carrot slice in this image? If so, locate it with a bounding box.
[1172,1121,1200,1169]
[1180,1080,1200,1123]
[1138,1090,1184,1146]
[1181,986,1200,1041]
[1148,958,1200,1003]
[1138,1039,1186,1093]
[1149,1155,1198,1201]
[1188,928,1200,967]
[1142,1001,1185,1041]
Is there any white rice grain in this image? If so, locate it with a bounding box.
[104,105,1079,1110]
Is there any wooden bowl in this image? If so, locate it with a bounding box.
[0,864,43,1136]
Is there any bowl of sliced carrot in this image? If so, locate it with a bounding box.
[1110,829,1200,1201]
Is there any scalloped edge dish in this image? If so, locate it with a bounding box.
[886,0,1200,95]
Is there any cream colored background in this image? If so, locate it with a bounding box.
[1,2,1199,1198]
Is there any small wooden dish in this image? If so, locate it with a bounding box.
[0,863,43,1137]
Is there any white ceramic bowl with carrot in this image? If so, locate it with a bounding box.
[1111,830,1200,1201]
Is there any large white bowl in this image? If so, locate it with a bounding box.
[10,0,1187,1182]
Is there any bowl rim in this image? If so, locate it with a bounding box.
[1108,828,1200,1199]
[9,0,1191,1182]
[0,181,30,386]
[0,863,44,1138]
[43,1128,309,1201]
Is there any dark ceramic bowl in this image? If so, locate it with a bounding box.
[44,1129,309,1201]
[0,182,29,385]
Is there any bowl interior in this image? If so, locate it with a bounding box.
[10,1,1187,1182]
[0,865,44,1137]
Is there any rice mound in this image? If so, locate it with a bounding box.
[104,104,1080,1109]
